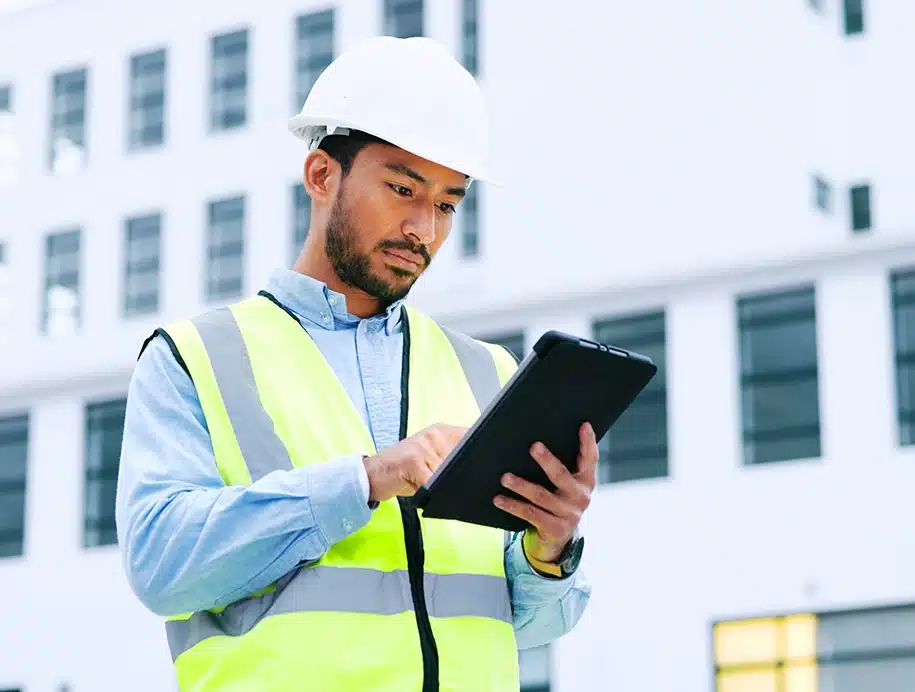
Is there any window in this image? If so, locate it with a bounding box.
[384,0,423,38]
[891,269,915,447]
[0,83,15,186]
[0,242,8,346]
[844,0,865,35]
[812,174,830,213]
[462,0,479,74]
[850,183,871,232]
[715,605,915,692]
[43,229,81,335]
[206,195,245,300]
[480,331,524,362]
[295,10,334,109]
[460,183,479,258]
[738,286,821,465]
[124,213,161,316]
[84,398,126,548]
[49,67,88,174]
[128,48,166,149]
[592,311,668,482]
[519,644,551,692]
[210,29,248,131]
[0,413,28,559]
[292,184,310,264]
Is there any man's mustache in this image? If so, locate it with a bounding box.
[378,239,431,267]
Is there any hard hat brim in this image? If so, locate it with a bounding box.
[288,113,502,187]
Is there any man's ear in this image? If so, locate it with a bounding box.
[303,150,340,204]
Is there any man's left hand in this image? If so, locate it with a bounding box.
[494,422,599,563]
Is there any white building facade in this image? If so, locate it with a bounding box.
[1,0,914,690]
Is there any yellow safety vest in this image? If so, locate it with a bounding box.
[149,292,522,692]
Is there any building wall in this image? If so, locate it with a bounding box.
[0,0,913,691]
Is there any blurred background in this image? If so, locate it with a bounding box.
[1,0,914,690]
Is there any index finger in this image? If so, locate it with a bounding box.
[575,422,599,481]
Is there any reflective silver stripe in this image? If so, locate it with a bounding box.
[165,566,510,660]
[192,307,294,481]
[439,326,502,412]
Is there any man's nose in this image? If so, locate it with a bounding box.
[402,206,437,247]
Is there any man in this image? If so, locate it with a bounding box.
[116,36,594,692]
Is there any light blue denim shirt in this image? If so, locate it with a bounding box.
[115,268,591,650]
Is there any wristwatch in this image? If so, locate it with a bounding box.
[523,530,585,579]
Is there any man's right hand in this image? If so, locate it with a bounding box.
[362,423,468,503]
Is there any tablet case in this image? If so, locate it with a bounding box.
[410,330,657,532]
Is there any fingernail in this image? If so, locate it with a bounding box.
[531,442,542,455]
[494,496,505,507]
[502,474,513,486]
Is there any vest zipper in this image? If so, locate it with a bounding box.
[398,313,439,692]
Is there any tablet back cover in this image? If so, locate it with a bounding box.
[416,333,657,532]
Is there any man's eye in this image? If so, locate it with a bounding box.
[439,203,456,214]
[390,184,412,196]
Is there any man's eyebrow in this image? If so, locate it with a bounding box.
[385,162,467,198]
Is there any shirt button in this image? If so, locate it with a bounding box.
[328,296,336,306]
[343,519,354,532]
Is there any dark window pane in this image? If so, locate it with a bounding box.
[124,213,161,316]
[128,49,166,149]
[892,270,915,446]
[292,184,311,264]
[385,0,423,38]
[43,228,81,334]
[850,184,871,232]
[210,29,248,131]
[0,414,28,560]
[295,10,334,109]
[84,399,126,548]
[593,311,668,482]
[738,286,820,465]
[49,67,88,171]
[813,175,830,212]
[207,196,245,300]
[479,331,524,362]
[844,0,864,35]
[462,0,478,74]
[461,184,479,258]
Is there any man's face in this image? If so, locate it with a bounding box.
[324,143,469,306]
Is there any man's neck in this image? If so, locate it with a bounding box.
[292,254,384,319]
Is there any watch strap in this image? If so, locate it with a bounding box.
[522,531,565,578]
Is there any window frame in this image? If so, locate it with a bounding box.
[0,412,29,560]
[48,66,88,172]
[383,0,424,38]
[591,309,669,483]
[891,268,915,447]
[209,28,249,132]
[83,398,127,549]
[294,9,335,111]
[205,194,246,301]
[736,285,822,466]
[123,212,162,317]
[42,228,81,334]
[127,47,167,151]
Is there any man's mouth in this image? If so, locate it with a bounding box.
[382,248,424,270]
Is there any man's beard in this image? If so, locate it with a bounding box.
[325,190,431,308]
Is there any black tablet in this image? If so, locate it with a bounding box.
[410,330,658,532]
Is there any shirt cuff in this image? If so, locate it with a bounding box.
[506,533,577,604]
[307,453,375,549]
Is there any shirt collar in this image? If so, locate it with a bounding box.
[263,268,403,335]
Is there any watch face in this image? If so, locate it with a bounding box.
[561,536,584,574]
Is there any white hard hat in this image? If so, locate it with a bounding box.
[288,36,498,185]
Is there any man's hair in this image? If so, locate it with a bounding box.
[318,130,390,176]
